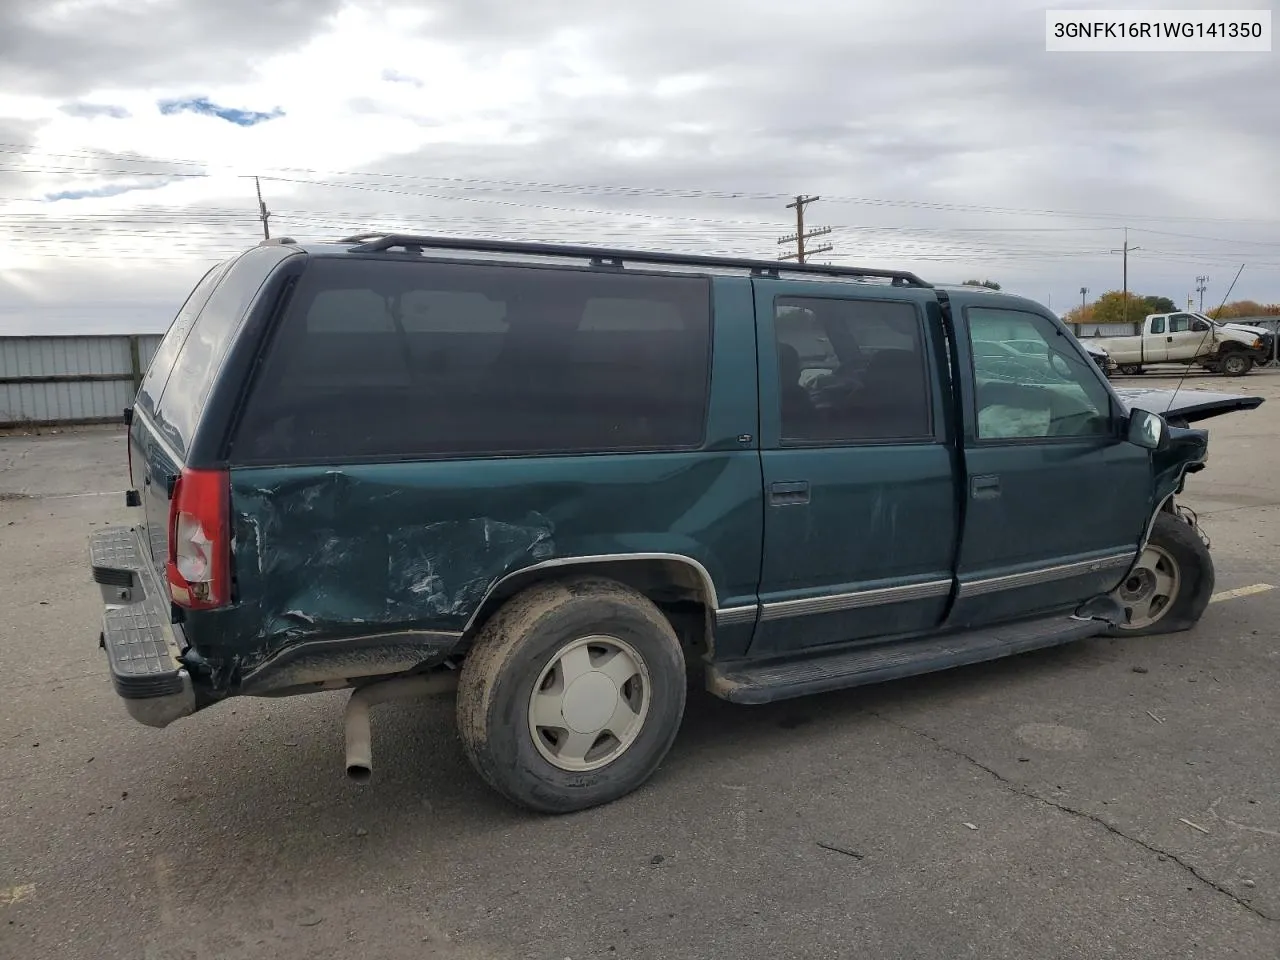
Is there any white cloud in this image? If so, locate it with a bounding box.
[1,0,1278,333]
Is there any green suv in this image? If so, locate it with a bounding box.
[89,234,1261,813]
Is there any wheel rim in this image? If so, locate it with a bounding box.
[1224,355,1247,374]
[528,635,651,772]
[1114,545,1181,629]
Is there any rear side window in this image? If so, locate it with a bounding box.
[152,250,280,452]
[136,260,230,420]
[230,258,713,462]
[774,296,933,443]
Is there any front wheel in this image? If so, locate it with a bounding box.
[1220,352,1254,376]
[1108,511,1214,636]
[456,577,687,813]
[1118,364,1143,376]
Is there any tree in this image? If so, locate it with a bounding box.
[1065,290,1180,328]
[1207,300,1280,319]
[962,279,1001,290]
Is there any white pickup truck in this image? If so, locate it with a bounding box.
[1085,311,1267,377]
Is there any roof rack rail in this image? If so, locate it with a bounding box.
[334,232,930,287]
[258,236,297,246]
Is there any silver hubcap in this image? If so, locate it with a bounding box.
[1225,356,1246,373]
[1115,545,1181,629]
[528,635,651,772]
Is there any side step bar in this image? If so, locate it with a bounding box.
[706,612,1112,705]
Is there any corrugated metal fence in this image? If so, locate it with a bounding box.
[0,335,164,427]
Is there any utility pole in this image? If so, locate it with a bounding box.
[254,176,271,240]
[778,195,832,263]
[1195,275,1209,311]
[1110,227,1141,327]
[1079,286,1088,308]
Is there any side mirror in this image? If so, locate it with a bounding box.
[1126,408,1167,450]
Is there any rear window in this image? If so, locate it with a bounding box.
[230,257,713,462]
[136,260,230,421]
[150,250,279,452]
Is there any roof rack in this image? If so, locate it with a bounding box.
[334,232,930,287]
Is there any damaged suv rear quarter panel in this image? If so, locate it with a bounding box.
[201,452,762,688]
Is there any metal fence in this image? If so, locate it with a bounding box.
[0,335,164,427]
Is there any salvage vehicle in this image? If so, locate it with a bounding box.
[90,234,1262,813]
[1087,311,1266,376]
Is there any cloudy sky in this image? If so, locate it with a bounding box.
[1,0,1277,334]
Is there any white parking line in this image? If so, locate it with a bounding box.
[1209,583,1276,603]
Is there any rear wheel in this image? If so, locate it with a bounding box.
[456,577,687,813]
[1220,352,1253,376]
[1108,511,1214,636]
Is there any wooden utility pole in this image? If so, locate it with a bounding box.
[778,195,832,263]
[1110,227,1141,326]
[255,176,271,240]
[1195,275,1209,311]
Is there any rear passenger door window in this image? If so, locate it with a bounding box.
[773,296,933,443]
[231,258,713,462]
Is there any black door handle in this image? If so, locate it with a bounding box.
[769,480,810,505]
[971,475,1000,499]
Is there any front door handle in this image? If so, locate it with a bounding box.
[971,475,1000,499]
[769,480,810,505]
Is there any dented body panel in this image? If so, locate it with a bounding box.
[195,452,763,688]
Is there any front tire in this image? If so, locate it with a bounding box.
[456,577,687,814]
[1220,352,1253,376]
[1118,364,1143,376]
[1108,511,1214,636]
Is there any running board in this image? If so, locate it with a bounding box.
[707,614,1110,705]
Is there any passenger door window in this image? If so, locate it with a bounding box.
[773,297,933,443]
[967,308,1112,440]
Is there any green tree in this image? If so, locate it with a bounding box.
[1074,291,1179,327]
[962,279,1002,290]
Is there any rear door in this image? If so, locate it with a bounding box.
[748,279,959,657]
[949,298,1151,627]
[1142,315,1169,362]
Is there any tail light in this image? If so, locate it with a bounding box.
[166,467,231,610]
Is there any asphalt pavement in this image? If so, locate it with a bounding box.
[2,369,1279,960]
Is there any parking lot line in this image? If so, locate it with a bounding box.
[1209,583,1276,604]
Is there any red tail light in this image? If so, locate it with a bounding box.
[166,467,231,610]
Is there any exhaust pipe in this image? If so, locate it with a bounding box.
[344,672,458,782]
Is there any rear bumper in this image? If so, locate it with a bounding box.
[90,526,196,728]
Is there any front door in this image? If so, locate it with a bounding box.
[748,280,960,657]
[949,301,1153,628]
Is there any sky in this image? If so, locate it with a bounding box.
[0,0,1277,334]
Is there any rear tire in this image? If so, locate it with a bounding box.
[456,577,687,814]
[1108,511,1214,636]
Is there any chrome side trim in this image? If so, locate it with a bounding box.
[714,605,759,627]
[462,552,721,634]
[759,578,952,622]
[957,552,1135,599]
[133,404,185,468]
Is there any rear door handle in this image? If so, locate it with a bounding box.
[971,475,1000,499]
[769,480,810,505]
